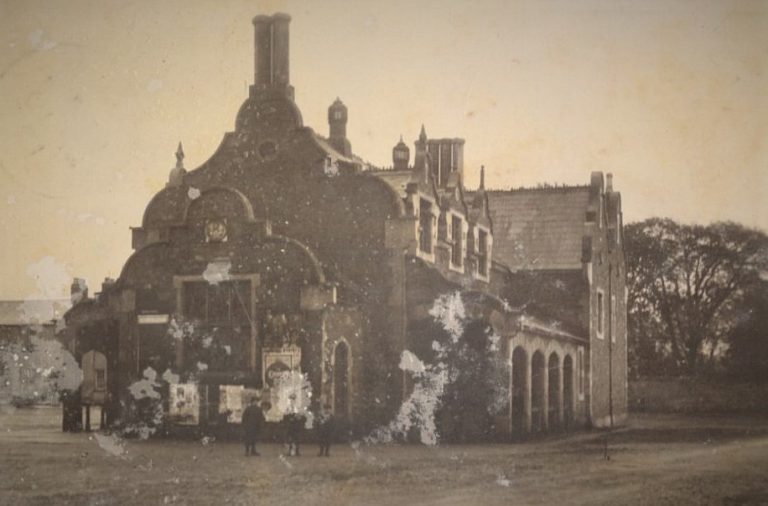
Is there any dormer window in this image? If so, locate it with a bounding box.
[477,228,489,277]
[418,198,433,254]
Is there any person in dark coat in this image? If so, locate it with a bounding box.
[316,404,334,457]
[241,399,267,456]
[284,410,306,457]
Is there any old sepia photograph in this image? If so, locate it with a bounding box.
[1,1,767,504]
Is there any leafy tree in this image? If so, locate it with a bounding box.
[724,280,768,382]
[625,218,768,376]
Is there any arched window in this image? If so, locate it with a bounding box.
[563,355,574,428]
[333,341,350,418]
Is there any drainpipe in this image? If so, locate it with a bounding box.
[608,262,614,428]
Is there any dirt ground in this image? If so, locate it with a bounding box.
[1,406,768,505]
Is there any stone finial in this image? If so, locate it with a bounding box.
[168,141,187,187]
[606,172,613,192]
[480,165,485,190]
[175,142,185,169]
[419,124,427,142]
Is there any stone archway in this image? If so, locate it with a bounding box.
[548,352,561,430]
[563,354,574,429]
[531,351,546,432]
[511,346,528,434]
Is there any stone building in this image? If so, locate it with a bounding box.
[60,13,627,440]
[0,299,71,406]
[480,173,628,429]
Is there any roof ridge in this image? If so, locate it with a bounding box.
[485,184,590,193]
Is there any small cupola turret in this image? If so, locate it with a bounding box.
[328,97,351,157]
[392,135,410,170]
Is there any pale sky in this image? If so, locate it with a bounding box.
[1,0,766,299]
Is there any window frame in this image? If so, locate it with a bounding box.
[416,196,436,261]
[475,225,491,280]
[450,213,464,271]
[173,273,260,371]
[596,289,605,339]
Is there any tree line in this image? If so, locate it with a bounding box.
[625,218,768,381]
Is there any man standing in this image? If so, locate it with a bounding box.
[242,398,267,456]
[284,409,305,457]
[316,404,334,457]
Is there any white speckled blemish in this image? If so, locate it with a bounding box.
[94,433,127,458]
[368,292,468,446]
[161,369,179,384]
[202,259,231,285]
[28,29,57,50]
[128,367,161,400]
[147,79,163,93]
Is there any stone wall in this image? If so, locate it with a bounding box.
[629,378,768,414]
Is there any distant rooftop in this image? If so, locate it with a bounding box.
[0,299,71,326]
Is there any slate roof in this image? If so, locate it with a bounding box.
[368,169,414,199]
[312,134,363,165]
[0,299,71,326]
[483,186,591,270]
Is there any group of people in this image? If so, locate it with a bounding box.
[241,399,335,457]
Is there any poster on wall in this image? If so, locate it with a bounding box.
[169,383,199,425]
[217,386,264,423]
[262,346,306,422]
[218,384,245,423]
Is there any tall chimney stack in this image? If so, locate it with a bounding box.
[272,13,291,86]
[251,13,293,99]
[252,15,272,86]
[71,278,88,304]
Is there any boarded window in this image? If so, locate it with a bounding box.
[182,280,252,371]
[183,281,251,325]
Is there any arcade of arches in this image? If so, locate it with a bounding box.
[508,332,585,435]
